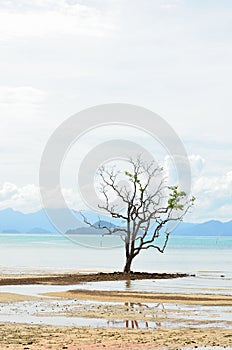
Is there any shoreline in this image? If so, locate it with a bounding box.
[0,271,190,285]
[44,289,232,305]
[0,272,231,349]
[1,289,232,305]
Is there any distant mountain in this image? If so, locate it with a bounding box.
[0,208,122,234]
[0,208,231,236]
[173,220,232,236]
[66,227,110,235]
[93,220,117,229]
[26,227,52,234]
[66,220,232,237]
[0,208,58,233]
[0,208,88,234]
[66,220,120,235]
[2,229,21,234]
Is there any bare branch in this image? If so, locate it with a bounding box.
[80,211,127,236]
[80,156,195,273]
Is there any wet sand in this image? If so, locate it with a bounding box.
[0,292,39,302]
[0,271,189,285]
[0,273,231,349]
[45,289,232,305]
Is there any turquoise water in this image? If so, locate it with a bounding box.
[1,233,231,249]
[1,233,232,250]
[0,234,231,329]
[0,234,231,278]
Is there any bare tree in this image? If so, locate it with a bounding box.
[82,156,195,274]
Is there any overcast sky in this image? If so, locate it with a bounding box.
[0,0,231,222]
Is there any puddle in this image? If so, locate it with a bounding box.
[69,277,232,295]
[0,284,82,297]
[1,274,232,297]
[0,313,229,329]
[0,314,161,328]
[0,299,231,329]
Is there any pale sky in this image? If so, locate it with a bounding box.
[0,0,231,222]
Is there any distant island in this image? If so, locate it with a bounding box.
[0,208,231,236]
[2,229,21,234]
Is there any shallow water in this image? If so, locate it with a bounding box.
[0,273,231,297]
[0,284,82,297]
[0,235,232,299]
[0,234,231,330]
[62,275,232,296]
[0,234,232,277]
[0,298,231,329]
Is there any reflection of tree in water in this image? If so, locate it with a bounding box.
[107,302,166,329]
[125,279,131,289]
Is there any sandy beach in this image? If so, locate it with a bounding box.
[0,273,231,349]
[0,322,232,350]
[45,289,232,305]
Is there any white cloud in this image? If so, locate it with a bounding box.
[0,167,231,221]
[0,1,231,222]
[188,170,232,222]
[0,183,41,213]
[188,155,205,177]
[163,155,232,221]
[0,182,18,200]
[62,188,83,210]
[0,86,48,150]
[0,182,82,213]
[164,154,206,187]
[0,86,46,105]
[0,0,114,41]
[159,0,183,9]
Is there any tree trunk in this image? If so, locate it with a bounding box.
[123,255,133,274]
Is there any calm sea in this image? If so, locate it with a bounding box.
[0,234,232,327]
[0,234,231,295]
[0,234,231,274]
